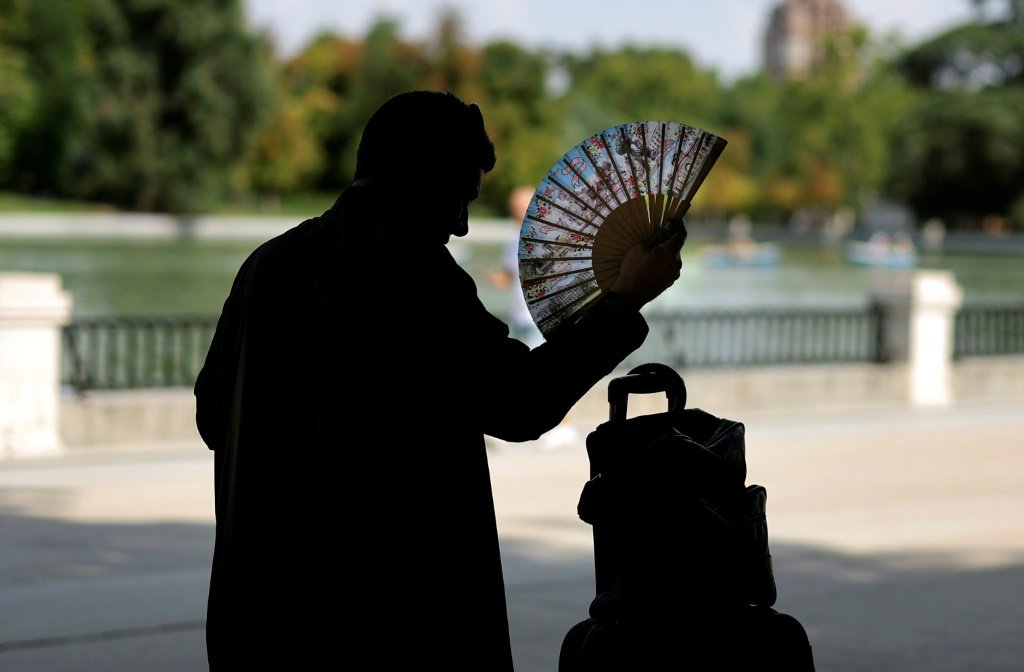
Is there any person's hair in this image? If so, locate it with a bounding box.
[354,90,496,181]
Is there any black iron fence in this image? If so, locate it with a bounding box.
[61,303,1024,392]
[955,303,1024,358]
[62,315,219,392]
[619,306,883,371]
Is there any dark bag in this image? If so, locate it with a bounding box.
[559,605,815,671]
[579,362,776,615]
[559,363,814,670]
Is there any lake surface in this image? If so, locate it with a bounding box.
[0,235,1020,319]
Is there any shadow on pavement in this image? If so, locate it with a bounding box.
[1,495,1022,672]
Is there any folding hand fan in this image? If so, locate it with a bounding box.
[517,120,727,338]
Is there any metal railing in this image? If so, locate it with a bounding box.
[955,303,1024,358]
[62,315,219,392]
[61,302,1024,392]
[618,306,882,371]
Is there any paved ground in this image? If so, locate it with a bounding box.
[1,400,1022,671]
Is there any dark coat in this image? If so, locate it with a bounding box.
[195,184,648,670]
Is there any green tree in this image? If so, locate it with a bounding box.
[890,11,1024,228]
[723,27,915,221]
[563,46,721,126]
[969,0,1024,24]
[0,0,37,183]
[64,0,275,212]
[900,22,1024,88]
[476,40,560,211]
[286,18,432,193]
[559,46,722,150]
[888,88,1024,226]
[693,127,760,219]
[553,46,734,216]
[5,0,93,194]
[243,83,324,201]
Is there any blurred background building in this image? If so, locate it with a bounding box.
[764,0,852,80]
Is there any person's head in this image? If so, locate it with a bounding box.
[508,186,534,226]
[354,90,496,241]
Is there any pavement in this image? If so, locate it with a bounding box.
[1,400,1023,671]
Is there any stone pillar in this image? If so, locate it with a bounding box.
[871,270,964,406]
[0,273,73,458]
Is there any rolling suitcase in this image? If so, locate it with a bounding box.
[558,363,815,671]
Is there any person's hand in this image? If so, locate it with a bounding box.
[608,219,686,309]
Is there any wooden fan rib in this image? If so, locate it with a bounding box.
[617,124,643,200]
[589,236,634,255]
[561,156,617,217]
[520,258,593,273]
[520,258,593,279]
[672,135,704,202]
[532,193,602,232]
[626,198,652,243]
[520,236,593,251]
[648,194,664,229]
[646,122,661,198]
[521,265,594,287]
[524,215,597,241]
[526,274,598,307]
[591,263,625,278]
[665,198,692,223]
[682,135,728,201]
[607,127,649,234]
[638,122,649,195]
[581,138,627,211]
[545,173,609,224]
[599,130,631,207]
[521,257,593,267]
[657,122,666,196]
[664,124,688,206]
[535,296,601,336]
[534,285,601,327]
[667,131,697,216]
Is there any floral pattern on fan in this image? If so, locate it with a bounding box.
[518,120,727,339]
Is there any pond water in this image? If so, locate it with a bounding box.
[0,235,1020,319]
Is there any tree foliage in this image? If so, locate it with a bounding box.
[0,0,37,182]
[890,9,1024,227]
[64,0,275,212]
[0,3,1019,228]
[888,87,1024,225]
[475,40,560,210]
[0,0,273,212]
[5,0,93,194]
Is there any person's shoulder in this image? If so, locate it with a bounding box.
[229,213,326,285]
[261,210,333,252]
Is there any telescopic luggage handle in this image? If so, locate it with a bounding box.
[607,362,687,422]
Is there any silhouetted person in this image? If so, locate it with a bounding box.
[195,90,685,671]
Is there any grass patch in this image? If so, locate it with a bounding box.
[0,190,503,219]
[0,191,114,213]
[0,190,337,217]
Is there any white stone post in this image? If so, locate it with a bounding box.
[0,273,73,458]
[908,270,963,406]
[871,270,964,407]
